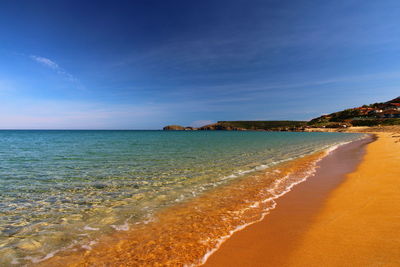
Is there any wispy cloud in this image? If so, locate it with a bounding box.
[30,55,59,69]
[29,55,81,85]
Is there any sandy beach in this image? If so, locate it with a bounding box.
[36,132,365,267]
[2,1,400,265]
[34,128,399,266]
[206,129,400,266]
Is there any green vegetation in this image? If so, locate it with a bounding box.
[218,121,307,130]
[351,118,400,127]
[308,96,400,128]
[329,109,363,122]
[164,97,400,131]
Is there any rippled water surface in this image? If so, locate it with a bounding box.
[0,130,363,265]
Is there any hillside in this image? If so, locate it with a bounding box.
[214,121,307,130]
[163,97,400,131]
[308,96,400,127]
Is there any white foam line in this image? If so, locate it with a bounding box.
[24,135,368,266]
[83,225,100,231]
[180,137,365,209]
[111,216,133,231]
[192,138,364,267]
[81,240,98,250]
[25,242,77,264]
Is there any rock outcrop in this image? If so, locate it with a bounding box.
[163,121,304,131]
[198,123,246,131]
[163,125,186,130]
[184,127,197,130]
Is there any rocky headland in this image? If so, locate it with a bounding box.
[163,97,400,132]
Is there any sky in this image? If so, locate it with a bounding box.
[0,0,399,129]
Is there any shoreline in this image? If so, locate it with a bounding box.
[205,130,400,266]
[204,133,373,266]
[199,134,372,265]
[36,134,364,266]
[286,131,400,266]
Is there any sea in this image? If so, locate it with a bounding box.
[0,130,366,265]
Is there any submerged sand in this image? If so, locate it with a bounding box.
[206,131,400,266]
[37,129,399,266]
[39,148,330,266]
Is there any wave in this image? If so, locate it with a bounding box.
[34,136,368,266]
[14,135,369,266]
[196,138,362,266]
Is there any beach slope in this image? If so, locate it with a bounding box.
[206,132,400,266]
[286,132,400,266]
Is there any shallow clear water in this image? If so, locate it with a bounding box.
[0,130,363,265]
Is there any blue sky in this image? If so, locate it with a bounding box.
[0,0,399,129]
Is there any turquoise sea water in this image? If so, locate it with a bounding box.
[0,130,364,265]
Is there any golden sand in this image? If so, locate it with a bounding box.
[206,132,400,266]
[285,132,400,266]
[39,151,327,266]
[38,129,399,266]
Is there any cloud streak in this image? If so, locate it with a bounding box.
[30,55,59,69]
[30,55,81,85]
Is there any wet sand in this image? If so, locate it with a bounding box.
[37,132,396,267]
[39,145,332,266]
[205,132,400,266]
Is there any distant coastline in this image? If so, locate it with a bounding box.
[164,96,400,132]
